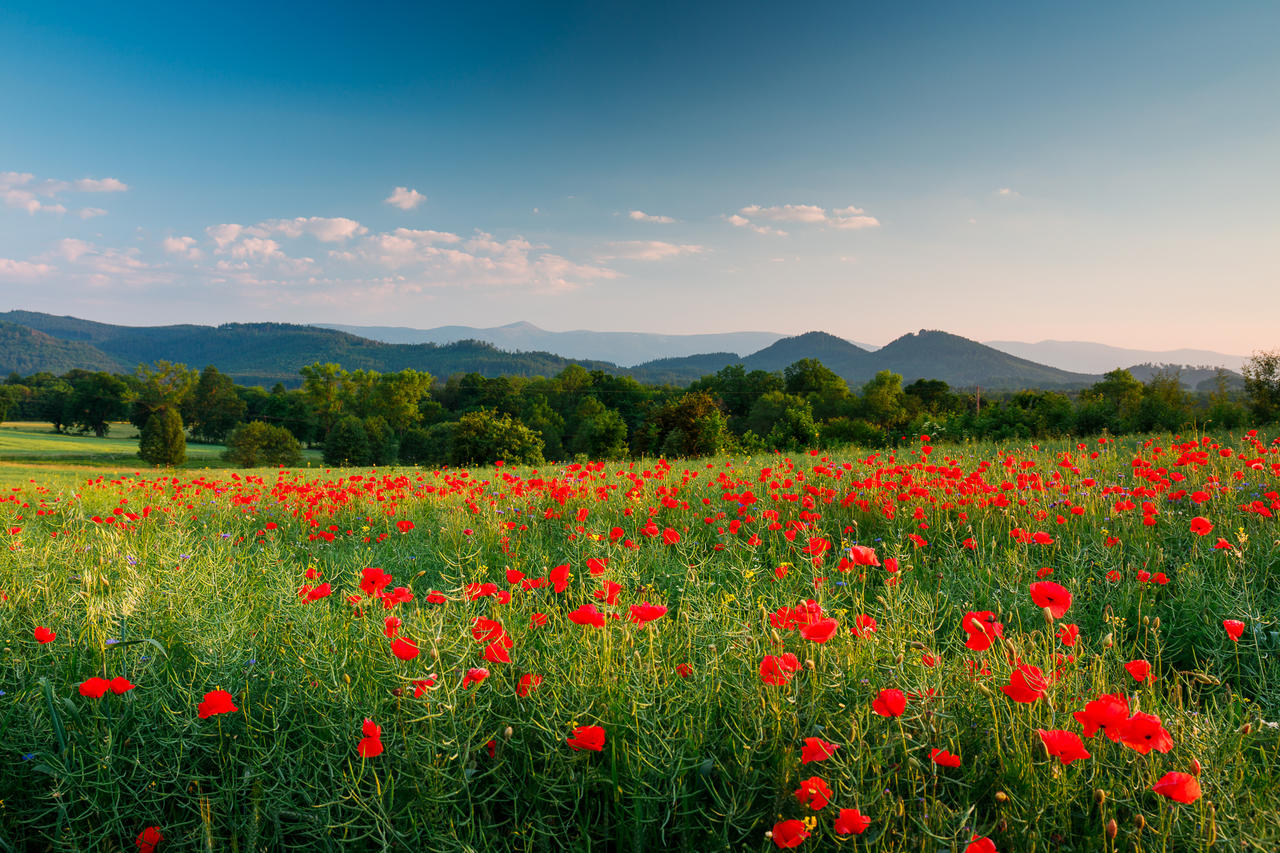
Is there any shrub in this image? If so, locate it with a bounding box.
[223,421,303,467]
[138,408,186,467]
[323,416,371,466]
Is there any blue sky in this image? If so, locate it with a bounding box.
[1,0,1277,353]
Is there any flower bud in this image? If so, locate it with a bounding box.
[1104,819,1117,840]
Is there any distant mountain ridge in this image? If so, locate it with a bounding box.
[985,339,1246,374]
[0,310,1240,393]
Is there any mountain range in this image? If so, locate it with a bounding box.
[0,311,1244,393]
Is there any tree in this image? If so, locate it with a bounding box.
[651,392,728,458]
[138,408,186,467]
[223,422,303,467]
[860,371,908,433]
[1242,350,1280,423]
[66,371,130,437]
[323,416,371,466]
[186,365,247,443]
[301,362,350,436]
[451,410,545,466]
[568,397,628,460]
[131,361,197,430]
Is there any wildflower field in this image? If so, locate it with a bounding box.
[1,432,1278,852]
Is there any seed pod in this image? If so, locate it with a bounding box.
[1093,789,1107,806]
[1134,813,1146,832]
[503,726,513,741]
[894,652,904,666]
[1189,758,1201,777]
[1102,633,1114,649]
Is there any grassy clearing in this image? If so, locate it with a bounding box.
[0,433,1278,851]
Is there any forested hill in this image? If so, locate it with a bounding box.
[1,312,1104,390]
[0,312,621,386]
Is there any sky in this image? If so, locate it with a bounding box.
[1,0,1277,354]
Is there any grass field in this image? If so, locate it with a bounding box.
[0,431,1277,851]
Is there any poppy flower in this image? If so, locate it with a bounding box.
[1037,729,1091,765]
[517,674,543,697]
[1124,659,1156,684]
[135,826,163,853]
[847,545,880,566]
[833,807,870,835]
[1119,712,1173,754]
[198,689,238,718]
[412,677,436,697]
[1213,537,1233,550]
[770,819,810,848]
[587,557,609,575]
[462,667,490,689]
[871,688,907,717]
[471,617,505,643]
[1029,581,1072,619]
[550,564,571,593]
[794,775,832,809]
[1031,531,1054,545]
[1074,693,1130,741]
[1001,665,1049,703]
[384,616,402,638]
[303,582,332,602]
[852,614,878,638]
[569,604,606,628]
[962,611,1003,652]
[801,737,839,764]
[530,612,548,628]
[1223,619,1245,642]
[483,641,511,663]
[109,676,135,695]
[799,618,839,643]
[1152,771,1202,803]
[965,836,997,853]
[1189,516,1213,536]
[930,748,961,767]
[662,528,681,545]
[675,662,693,678]
[628,602,668,625]
[566,724,605,751]
[390,637,420,661]
[358,719,383,757]
[759,653,801,686]
[79,677,110,698]
[360,567,393,597]
[34,626,56,644]
[1056,623,1079,647]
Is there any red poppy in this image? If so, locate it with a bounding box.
[566,724,605,751]
[412,677,436,697]
[847,545,880,566]
[628,602,668,625]
[197,689,238,718]
[871,688,907,717]
[34,626,56,644]
[79,677,110,698]
[794,775,832,809]
[662,528,680,545]
[962,611,1003,651]
[483,641,511,663]
[358,718,383,757]
[1037,729,1091,765]
[1031,531,1054,545]
[1000,665,1049,703]
[799,618,839,643]
[530,612,548,628]
[360,567,393,597]
[965,836,997,853]
[1124,659,1155,683]
[1029,581,1072,619]
[833,807,870,835]
[930,748,961,767]
[1074,693,1129,741]
[569,604,606,628]
[587,557,609,575]
[550,563,571,593]
[1152,771,1202,803]
[675,662,693,678]
[1223,619,1245,642]
[109,676,135,695]
[1213,537,1233,550]
[135,826,163,853]
[1055,623,1079,647]
[462,667,490,689]
[390,637,420,661]
[384,616,402,638]
[1189,516,1213,536]
[801,736,840,764]
[759,653,801,686]
[517,674,543,697]
[852,614,878,638]
[770,819,810,848]
[303,582,332,602]
[1119,712,1173,754]
[592,580,623,605]
[395,519,414,533]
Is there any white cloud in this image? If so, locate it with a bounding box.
[162,235,203,260]
[385,186,426,210]
[73,177,129,192]
[46,238,156,287]
[78,207,108,219]
[996,187,1020,198]
[229,237,285,261]
[628,210,676,224]
[257,216,367,242]
[0,258,55,278]
[600,240,704,261]
[206,223,245,249]
[730,202,879,233]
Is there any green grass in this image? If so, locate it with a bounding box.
[0,433,1277,851]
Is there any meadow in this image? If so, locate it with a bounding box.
[0,428,1277,851]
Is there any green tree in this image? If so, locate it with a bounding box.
[223,422,304,467]
[323,416,371,466]
[568,397,628,460]
[66,370,130,437]
[130,361,197,430]
[186,365,247,443]
[451,410,545,466]
[1242,350,1280,423]
[138,408,186,466]
[651,392,728,458]
[859,370,909,433]
[301,362,350,436]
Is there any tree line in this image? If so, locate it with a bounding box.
[1,353,1278,467]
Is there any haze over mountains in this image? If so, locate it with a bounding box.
[0,311,1246,393]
